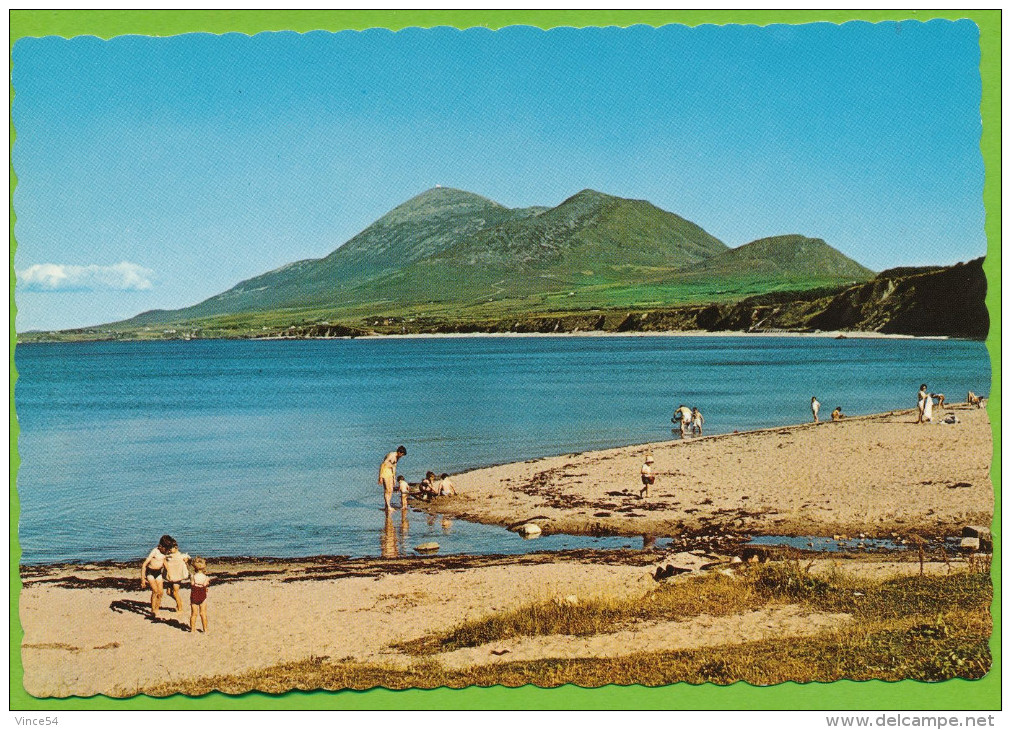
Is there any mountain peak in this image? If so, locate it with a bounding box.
[404,186,504,208]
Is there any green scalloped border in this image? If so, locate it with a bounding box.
[9,9,1001,711]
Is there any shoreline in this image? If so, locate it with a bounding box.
[17,406,993,568]
[18,328,960,345]
[421,404,993,541]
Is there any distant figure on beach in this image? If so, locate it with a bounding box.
[378,445,407,511]
[691,408,704,436]
[811,396,821,423]
[189,557,210,634]
[933,393,946,411]
[140,535,173,617]
[640,454,655,499]
[163,541,190,613]
[672,405,693,439]
[917,384,933,423]
[437,473,457,496]
[968,391,986,409]
[831,406,844,422]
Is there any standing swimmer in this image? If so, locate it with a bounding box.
[378,445,407,512]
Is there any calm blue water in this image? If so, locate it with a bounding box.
[14,336,991,564]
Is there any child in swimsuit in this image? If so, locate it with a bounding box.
[189,557,210,634]
[140,534,174,617]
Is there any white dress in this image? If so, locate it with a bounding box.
[923,394,933,422]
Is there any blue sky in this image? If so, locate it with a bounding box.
[13,21,985,331]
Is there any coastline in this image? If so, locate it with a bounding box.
[18,328,958,345]
[19,406,992,696]
[420,404,992,540]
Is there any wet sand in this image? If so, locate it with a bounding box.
[423,404,992,539]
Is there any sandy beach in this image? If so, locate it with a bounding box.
[424,404,992,539]
[20,549,967,697]
[18,403,993,697]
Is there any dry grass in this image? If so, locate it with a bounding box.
[397,568,774,656]
[142,562,993,695]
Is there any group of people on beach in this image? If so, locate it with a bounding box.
[378,445,458,511]
[671,404,704,439]
[810,397,845,423]
[140,534,210,633]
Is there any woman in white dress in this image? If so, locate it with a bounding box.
[917,384,931,423]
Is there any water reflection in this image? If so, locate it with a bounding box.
[381,511,399,558]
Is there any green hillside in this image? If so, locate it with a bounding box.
[31,186,929,341]
[347,189,731,310]
[130,187,540,325]
[678,234,875,282]
[127,187,733,326]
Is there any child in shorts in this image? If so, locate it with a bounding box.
[189,557,210,634]
[640,454,656,499]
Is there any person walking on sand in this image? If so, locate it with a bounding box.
[140,535,173,617]
[811,396,821,423]
[640,454,656,499]
[378,445,407,511]
[691,407,704,436]
[188,557,210,634]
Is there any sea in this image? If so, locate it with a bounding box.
[14,335,991,565]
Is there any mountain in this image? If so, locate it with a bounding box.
[677,234,875,282]
[131,187,540,325]
[129,187,732,325]
[41,185,983,343]
[352,189,732,307]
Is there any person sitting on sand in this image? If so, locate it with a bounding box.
[437,473,457,496]
[378,445,407,511]
[691,407,704,436]
[140,535,173,617]
[640,454,655,499]
[811,396,821,423]
[831,406,844,422]
[418,471,440,499]
[162,540,191,613]
[189,557,210,634]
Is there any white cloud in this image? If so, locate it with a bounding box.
[17,261,155,292]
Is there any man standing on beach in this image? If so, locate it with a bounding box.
[378,445,407,512]
[811,396,821,423]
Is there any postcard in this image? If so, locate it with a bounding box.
[9,10,999,711]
